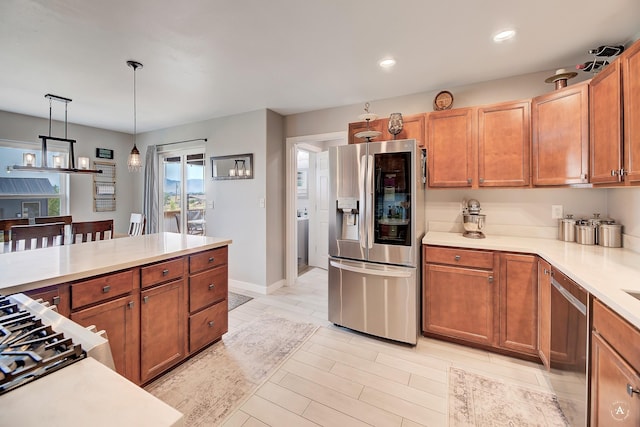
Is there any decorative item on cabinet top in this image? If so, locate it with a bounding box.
[576,43,625,74]
[387,113,404,139]
[354,102,382,142]
[211,153,253,180]
[544,68,577,90]
[433,90,454,110]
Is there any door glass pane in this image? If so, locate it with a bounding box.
[163,156,182,233]
[373,152,411,246]
[186,154,205,235]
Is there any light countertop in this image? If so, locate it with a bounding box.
[423,231,640,331]
[0,232,232,295]
[0,357,183,427]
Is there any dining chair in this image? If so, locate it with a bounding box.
[128,213,146,236]
[35,215,73,226]
[0,218,29,253]
[71,219,114,243]
[11,222,66,251]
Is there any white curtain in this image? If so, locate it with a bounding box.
[143,145,159,233]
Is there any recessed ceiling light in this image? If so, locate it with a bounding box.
[493,29,516,43]
[379,58,396,68]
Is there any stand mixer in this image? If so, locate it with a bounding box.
[462,199,486,239]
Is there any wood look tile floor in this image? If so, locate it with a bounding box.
[220,268,555,427]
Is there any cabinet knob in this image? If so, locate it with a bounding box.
[128,301,135,309]
[208,320,215,328]
[102,285,111,293]
[488,275,494,283]
[162,269,169,276]
[479,178,484,184]
[611,169,619,177]
[52,296,61,305]
[467,178,472,184]
[627,384,640,397]
[208,283,215,290]
[143,296,149,304]
[619,168,627,177]
[543,268,549,275]
[208,257,215,263]
[454,255,461,261]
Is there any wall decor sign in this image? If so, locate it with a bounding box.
[96,148,114,159]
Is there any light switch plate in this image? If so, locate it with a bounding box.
[259,198,265,208]
[551,205,563,219]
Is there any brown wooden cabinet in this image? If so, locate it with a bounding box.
[423,246,497,346]
[71,293,140,384]
[380,113,426,147]
[497,253,537,355]
[591,299,640,426]
[478,100,531,187]
[348,119,384,144]
[427,108,475,188]
[590,39,640,185]
[537,258,552,369]
[140,277,187,383]
[25,284,70,318]
[532,81,589,186]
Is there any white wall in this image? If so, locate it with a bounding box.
[266,109,285,288]
[606,188,640,251]
[0,110,135,233]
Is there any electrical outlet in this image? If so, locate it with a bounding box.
[551,205,563,219]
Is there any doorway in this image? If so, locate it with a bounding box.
[159,148,206,235]
[285,132,347,286]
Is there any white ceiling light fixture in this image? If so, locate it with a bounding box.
[493,29,516,43]
[379,58,396,68]
[127,60,143,173]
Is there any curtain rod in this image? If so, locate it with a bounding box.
[157,138,208,147]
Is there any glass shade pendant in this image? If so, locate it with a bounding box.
[127,60,143,172]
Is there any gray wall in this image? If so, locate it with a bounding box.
[266,109,285,287]
[0,110,135,233]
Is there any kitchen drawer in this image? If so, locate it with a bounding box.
[71,270,134,309]
[189,266,228,312]
[141,258,184,288]
[425,246,494,269]
[189,247,228,274]
[593,299,640,371]
[189,299,228,352]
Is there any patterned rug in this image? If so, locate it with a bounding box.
[145,313,317,426]
[228,292,252,311]
[449,367,569,426]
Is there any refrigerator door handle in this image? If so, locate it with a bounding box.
[329,260,413,278]
[366,154,374,249]
[359,154,368,249]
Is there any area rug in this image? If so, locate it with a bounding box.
[145,313,317,426]
[228,291,253,311]
[449,367,569,426]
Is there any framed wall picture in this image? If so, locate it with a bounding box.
[21,201,41,218]
[96,148,114,159]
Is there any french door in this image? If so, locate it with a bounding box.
[160,149,206,235]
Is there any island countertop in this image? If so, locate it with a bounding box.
[0,232,232,295]
[423,231,640,331]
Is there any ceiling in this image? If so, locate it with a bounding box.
[1,0,639,134]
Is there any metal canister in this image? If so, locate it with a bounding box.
[575,219,596,245]
[558,214,576,242]
[587,213,613,245]
[598,224,623,247]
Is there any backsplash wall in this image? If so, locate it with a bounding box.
[606,187,640,252]
[425,188,609,239]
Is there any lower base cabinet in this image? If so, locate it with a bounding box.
[189,299,228,352]
[140,278,186,383]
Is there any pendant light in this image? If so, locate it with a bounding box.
[127,60,143,172]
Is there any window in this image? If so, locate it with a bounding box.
[0,140,69,220]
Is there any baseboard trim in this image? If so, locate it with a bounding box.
[229,278,285,295]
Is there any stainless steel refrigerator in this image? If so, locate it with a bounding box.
[328,139,425,344]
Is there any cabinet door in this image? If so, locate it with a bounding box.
[498,254,538,355]
[590,61,623,184]
[532,82,589,185]
[478,101,531,187]
[427,108,475,188]
[26,284,70,318]
[423,263,495,346]
[140,279,186,383]
[623,40,640,183]
[381,113,426,147]
[538,259,552,369]
[348,119,384,144]
[591,332,640,426]
[71,293,140,384]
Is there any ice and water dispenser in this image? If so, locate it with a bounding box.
[337,197,359,241]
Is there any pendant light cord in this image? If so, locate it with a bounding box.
[133,63,137,141]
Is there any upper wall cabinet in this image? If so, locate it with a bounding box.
[348,113,426,147]
[532,81,589,186]
[477,100,531,187]
[348,119,384,145]
[427,107,475,188]
[590,39,640,185]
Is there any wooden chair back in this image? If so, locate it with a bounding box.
[35,215,73,225]
[72,220,114,243]
[11,223,66,251]
[129,213,146,236]
[0,218,29,243]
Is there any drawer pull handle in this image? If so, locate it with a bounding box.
[208,283,215,290]
[102,285,111,293]
[627,384,640,397]
[488,275,494,284]
[162,269,169,276]
[128,301,134,309]
[454,255,461,261]
[52,296,61,305]
[208,257,215,263]
[208,320,215,328]
[143,296,149,304]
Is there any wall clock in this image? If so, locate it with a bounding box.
[433,90,454,111]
